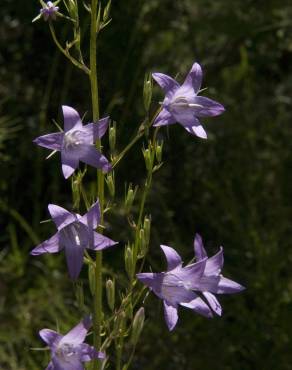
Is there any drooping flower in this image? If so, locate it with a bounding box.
[39,316,105,370]
[34,105,111,179]
[40,1,59,21]
[152,62,225,139]
[137,236,244,331]
[31,200,117,279]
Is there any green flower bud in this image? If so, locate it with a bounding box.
[105,172,115,198]
[109,122,116,154]
[131,307,145,345]
[143,216,151,246]
[143,72,153,112]
[114,311,126,335]
[155,141,163,163]
[103,0,111,22]
[106,279,115,311]
[142,146,153,173]
[125,245,134,279]
[138,228,147,258]
[125,184,138,212]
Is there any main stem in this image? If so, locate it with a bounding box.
[90,1,104,369]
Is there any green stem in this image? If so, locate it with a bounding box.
[90,1,103,369]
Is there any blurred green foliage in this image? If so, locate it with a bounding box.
[0,0,292,369]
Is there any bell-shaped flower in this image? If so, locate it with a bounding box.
[39,316,105,370]
[40,1,59,21]
[152,62,225,139]
[137,237,244,331]
[34,105,111,179]
[31,200,117,279]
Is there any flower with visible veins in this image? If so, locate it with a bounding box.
[31,200,117,279]
[137,235,244,331]
[34,105,111,179]
[152,62,225,139]
[40,1,59,21]
[39,316,105,370]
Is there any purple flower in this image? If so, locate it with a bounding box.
[40,1,59,21]
[137,235,244,331]
[34,105,111,179]
[39,316,105,370]
[152,62,225,139]
[31,200,117,279]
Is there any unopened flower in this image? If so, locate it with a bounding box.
[39,316,105,369]
[34,105,111,179]
[137,236,244,331]
[152,62,225,139]
[40,1,59,21]
[31,200,117,279]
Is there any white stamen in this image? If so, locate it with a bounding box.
[46,149,57,160]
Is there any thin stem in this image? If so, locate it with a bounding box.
[49,22,90,74]
[90,1,104,369]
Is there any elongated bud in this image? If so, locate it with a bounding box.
[88,264,95,296]
[143,72,153,112]
[109,122,116,154]
[142,145,153,173]
[125,184,138,212]
[103,0,111,22]
[144,216,151,245]
[105,172,115,198]
[138,228,146,258]
[114,311,126,335]
[155,141,163,163]
[106,279,115,311]
[75,281,85,310]
[125,245,134,279]
[66,0,78,21]
[131,307,145,345]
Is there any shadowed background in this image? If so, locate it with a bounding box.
[1,0,292,369]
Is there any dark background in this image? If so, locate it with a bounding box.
[1,0,292,369]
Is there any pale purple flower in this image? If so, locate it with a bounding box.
[34,105,111,179]
[137,235,244,331]
[152,62,225,139]
[40,1,59,21]
[31,200,117,279]
[39,316,105,370]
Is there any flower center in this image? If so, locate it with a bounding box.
[61,222,88,248]
[169,96,203,112]
[56,343,77,362]
[63,130,83,150]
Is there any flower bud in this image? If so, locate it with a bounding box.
[109,122,116,154]
[138,228,147,258]
[66,0,78,21]
[142,146,153,173]
[131,307,145,345]
[114,311,126,335]
[106,279,115,311]
[143,72,153,112]
[143,216,151,245]
[125,245,134,279]
[155,141,163,163]
[125,184,138,213]
[105,172,115,198]
[88,264,95,296]
[103,0,111,22]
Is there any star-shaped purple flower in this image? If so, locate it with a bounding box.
[34,105,111,179]
[137,235,244,331]
[31,200,117,279]
[152,62,225,139]
[39,316,105,370]
[40,1,59,21]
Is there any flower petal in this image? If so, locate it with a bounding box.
[160,244,182,271]
[95,116,110,139]
[216,276,245,294]
[184,122,207,139]
[80,200,100,229]
[163,301,178,331]
[136,272,164,294]
[204,247,224,276]
[180,295,213,318]
[174,258,207,282]
[182,62,203,93]
[30,232,61,255]
[63,238,85,280]
[61,316,91,345]
[79,145,111,173]
[153,108,176,127]
[45,362,54,370]
[79,343,105,362]
[203,292,222,316]
[39,329,61,347]
[52,357,83,370]
[194,233,207,261]
[152,72,179,94]
[193,96,225,117]
[90,232,117,251]
[62,105,82,131]
[61,149,79,179]
[33,132,63,151]
[48,204,76,230]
